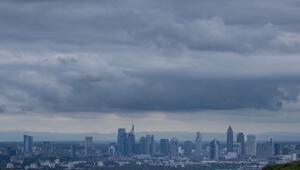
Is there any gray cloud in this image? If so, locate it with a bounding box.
[0,0,300,115]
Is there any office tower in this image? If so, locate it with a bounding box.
[170,137,179,159]
[23,135,33,157]
[138,134,154,156]
[195,132,202,157]
[108,145,116,157]
[41,141,52,156]
[256,138,273,158]
[139,136,147,154]
[210,139,219,161]
[127,125,135,156]
[183,140,193,156]
[274,143,281,156]
[246,134,256,156]
[149,135,155,156]
[146,135,155,156]
[117,128,127,156]
[84,136,94,156]
[160,139,170,155]
[233,143,241,156]
[237,132,245,155]
[256,138,273,159]
[295,144,300,160]
[70,145,77,157]
[227,126,234,153]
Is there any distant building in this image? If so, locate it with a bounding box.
[170,138,179,159]
[84,136,94,156]
[210,139,219,161]
[194,132,202,157]
[237,132,245,155]
[274,143,281,156]
[233,142,242,156]
[138,134,155,156]
[147,135,155,156]
[117,128,127,156]
[160,139,170,155]
[41,141,52,156]
[227,126,234,153]
[183,140,193,156]
[295,144,300,160]
[127,125,135,156]
[246,134,256,156]
[256,138,274,159]
[23,135,33,157]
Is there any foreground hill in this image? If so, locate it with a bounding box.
[263,161,300,170]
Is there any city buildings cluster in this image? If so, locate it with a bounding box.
[0,125,300,169]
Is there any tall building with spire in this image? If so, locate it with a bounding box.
[227,126,234,153]
[127,124,135,156]
[195,132,202,157]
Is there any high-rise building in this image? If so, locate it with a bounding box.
[127,125,135,156]
[195,132,202,157]
[237,132,245,155]
[84,136,94,156]
[210,139,219,161]
[256,138,274,159]
[160,139,170,155]
[227,126,234,153]
[246,134,256,156]
[139,136,147,154]
[295,144,300,160]
[117,128,127,156]
[146,135,155,156]
[170,138,179,159]
[41,141,52,156]
[274,143,281,156]
[138,134,154,156]
[183,140,193,156]
[23,135,33,157]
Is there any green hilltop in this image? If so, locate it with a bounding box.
[263,161,300,170]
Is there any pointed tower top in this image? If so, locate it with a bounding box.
[131,124,135,134]
[227,125,233,132]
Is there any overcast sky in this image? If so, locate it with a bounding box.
[0,0,300,133]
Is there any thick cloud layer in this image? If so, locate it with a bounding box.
[0,0,300,115]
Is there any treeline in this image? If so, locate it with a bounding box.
[263,161,300,170]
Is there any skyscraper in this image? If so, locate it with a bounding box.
[23,135,33,157]
[246,134,256,156]
[160,139,170,155]
[84,136,94,157]
[274,143,281,156]
[210,139,219,161]
[117,128,127,156]
[227,126,234,153]
[256,138,274,159]
[127,125,135,156]
[183,140,193,156]
[170,137,179,159]
[139,136,147,154]
[237,132,245,155]
[195,132,202,157]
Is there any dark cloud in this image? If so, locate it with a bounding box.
[0,0,300,115]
